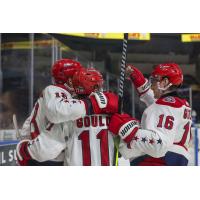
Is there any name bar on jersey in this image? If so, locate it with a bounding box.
[181,34,200,42]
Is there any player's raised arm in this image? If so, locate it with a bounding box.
[126,64,155,107]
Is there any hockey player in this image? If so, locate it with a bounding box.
[16,59,118,166]
[64,67,115,165]
[109,63,192,166]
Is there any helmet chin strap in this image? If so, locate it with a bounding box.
[157,82,173,95]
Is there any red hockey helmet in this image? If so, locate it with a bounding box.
[72,68,104,95]
[151,63,183,86]
[51,59,83,84]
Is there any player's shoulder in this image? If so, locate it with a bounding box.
[45,84,69,92]
[155,96,190,108]
[43,84,72,98]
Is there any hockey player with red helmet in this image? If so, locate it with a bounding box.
[63,67,116,165]
[108,63,192,166]
[72,67,104,96]
[16,59,118,166]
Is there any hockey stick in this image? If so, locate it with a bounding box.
[118,33,128,113]
[113,33,128,166]
[13,114,21,140]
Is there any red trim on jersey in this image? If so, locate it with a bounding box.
[78,131,91,166]
[30,103,40,139]
[138,157,166,166]
[20,142,32,160]
[124,127,139,143]
[97,129,110,166]
[174,122,190,151]
[82,100,89,115]
[156,97,190,108]
[173,143,188,151]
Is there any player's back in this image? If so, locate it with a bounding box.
[65,114,114,166]
[25,85,72,162]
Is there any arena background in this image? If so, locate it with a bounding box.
[0,33,200,166]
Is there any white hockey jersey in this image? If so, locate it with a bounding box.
[119,90,192,166]
[64,114,115,166]
[21,84,87,162]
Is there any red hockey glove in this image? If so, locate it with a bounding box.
[126,64,150,95]
[108,113,139,144]
[16,140,32,166]
[84,92,118,115]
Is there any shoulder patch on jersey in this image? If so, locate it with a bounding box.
[156,96,188,108]
[162,96,176,103]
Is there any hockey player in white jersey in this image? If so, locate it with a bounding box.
[109,63,192,166]
[16,59,118,166]
[64,67,115,165]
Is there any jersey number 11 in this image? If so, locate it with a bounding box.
[78,129,110,166]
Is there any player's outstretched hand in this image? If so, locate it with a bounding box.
[126,64,150,95]
[86,91,118,115]
[108,113,139,143]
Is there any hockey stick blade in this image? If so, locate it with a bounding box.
[13,114,21,140]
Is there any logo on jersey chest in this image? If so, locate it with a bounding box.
[163,96,176,103]
[76,115,110,128]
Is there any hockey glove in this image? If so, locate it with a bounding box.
[83,91,118,115]
[16,140,32,166]
[126,64,150,96]
[109,113,139,144]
